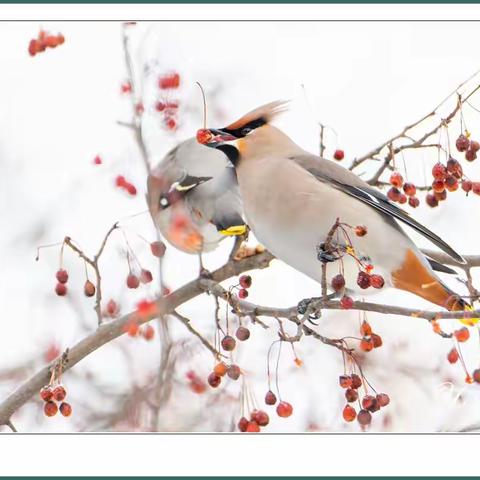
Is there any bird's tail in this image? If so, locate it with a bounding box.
[392,249,478,325]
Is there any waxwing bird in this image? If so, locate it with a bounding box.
[147,138,246,256]
[198,101,475,321]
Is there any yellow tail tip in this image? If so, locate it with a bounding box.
[460,305,479,326]
[219,225,247,236]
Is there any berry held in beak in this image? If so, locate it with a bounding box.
[196,128,236,147]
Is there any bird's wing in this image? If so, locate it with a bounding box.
[291,154,465,264]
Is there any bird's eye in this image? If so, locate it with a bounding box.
[240,127,252,136]
[159,197,169,209]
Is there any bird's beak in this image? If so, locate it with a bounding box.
[196,128,237,148]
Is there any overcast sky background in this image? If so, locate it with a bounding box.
[1,21,480,432]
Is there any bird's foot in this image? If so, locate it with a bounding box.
[316,242,342,263]
[297,296,323,321]
[199,267,213,279]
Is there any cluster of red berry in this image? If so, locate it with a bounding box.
[207,361,242,388]
[40,384,72,418]
[186,370,207,394]
[237,391,293,432]
[358,319,383,352]
[339,373,390,427]
[54,268,97,298]
[28,30,65,56]
[426,158,480,207]
[155,72,181,131]
[387,172,420,208]
[115,175,137,196]
[444,327,480,384]
[455,133,479,161]
[122,319,155,340]
[237,274,252,299]
[126,268,153,289]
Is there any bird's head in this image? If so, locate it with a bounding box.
[196,100,288,166]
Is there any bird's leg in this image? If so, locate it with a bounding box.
[297,292,339,322]
[198,253,212,279]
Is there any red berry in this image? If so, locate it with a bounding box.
[357,271,371,289]
[155,101,165,112]
[246,421,260,432]
[432,162,447,181]
[150,241,166,258]
[28,39,38,56]
[473,369,480,384]
[238,416,249,432]
[140,269,153,284]
[55,283,67,296]
[333,149,344,161]
[165,118,177,130]
[93,155,102,165]
[357,409,372,426]
[398,194,407,204]
[56,269,69,284]
[408,196,420,208]
[196,129,213,145]
[135,102,144,115]
[251,409,269,426]
[59,402,72,417]
[454,327,470,343]
[239,275,252,289]
[376,393,390,408]
[465,149,477,162]
[44,401,58,417]
[265,390,277,405]
[142,325,155,341]
[354,225,368,237]
[40,386,53,402]
[351,374,362,389]
[473,182,480,196]
[331,274,346,292]
[368,333,381,349]
[276,401,293,418]
[126,321,139,337]
[52,385,67,402]
[158,72,180,89]
[207,372,221,388]
[432,179,445,193]
[213,362,228,377]
[403,182,416,197]
[83,280,95,297]
[238,289,249,299]
[389,172,404,188]
[360,337,374,352]
[387,187,401,202]
[345,388,358,403]
[126,183,137,196]
[115,175,127,187]
[342,404,356,422]
[106,299,118,317]
[370,274,385,289]
[425,193,439,208]
[360,321,372,337]
[456,134,470,152]
[362,395,379,412]
[221,335,236,351]
[447,157,463,179]
[235,326,250,341]
[227,364,241,380]
[470,140,480,152]
[434,189,447,201]
[340,295,354,309]
[339,374,353,389]
[447,348,459,364]
[120,81,132,94]
[445,175,458,192]
[126,274,140,289]
[462,180,473,193]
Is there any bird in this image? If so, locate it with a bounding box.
[147,138,246,263]
[197,100,476,322]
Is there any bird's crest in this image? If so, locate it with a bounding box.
[225,100,289,130]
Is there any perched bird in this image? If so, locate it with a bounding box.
[147,138,246,257]
[198,101,475,320]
